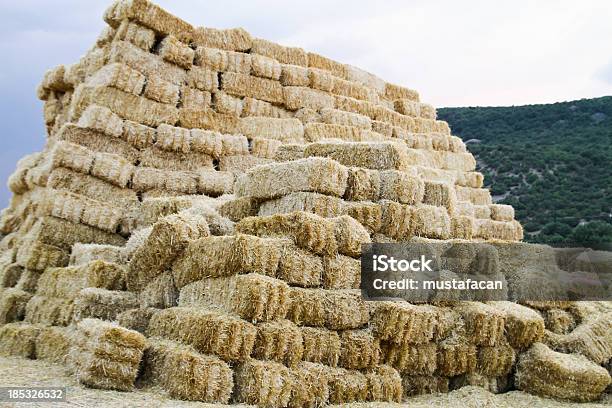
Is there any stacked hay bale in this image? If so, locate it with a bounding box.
[0,0,609,405]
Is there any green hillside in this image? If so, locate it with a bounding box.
[438,97,612,245]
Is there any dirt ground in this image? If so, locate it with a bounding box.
[0,356,609,408]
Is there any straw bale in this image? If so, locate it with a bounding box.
[76,317,146,349]
[24,295,74,326]
[80,199,123,233]
[73,288,140,322]
[179,107,238,133]
[86,63,145,97]
[70,244,122,266]
[515,342,611,402]
[489,204,515,221]
[76,85,180,127]
[378,201,412,240]
[327,367,368,404]
[280,64,309,86]
[545,312,611,364]
[450,216,474,240]
[16,240,69,271]
[381,342,437,375]
[288,362,330,408]
[278,244,323,287]
[7,168,29,195]
[307,52,347,77]
[221,72,284,104]
[303,123,382,143]
[402,375,449,397]
[332,77,379,103]
[321,254,360,290]
[144,74,180,105]
[259,192,341,219]
[471,204,491,219]
[0,323,40,358]
[365,365,403,402]
[178,274,290,322]
[456,185,492,205]
[234,358,293,407]
[28,216,125,251]
[301,327,341,366]
[455,302,505,346]
[180,86,211,109]
[147,307,256,361]
[172,234,283,288]
[57,125,139,166]
[476,219,522,241]
[436,340,477,377]
[422,181,456,214]
[370,302,438,345]
[238,117,304,143]
[240,97,291,120]
[455,171,484,189]
[50,141,94,175]
[241,157,348,200]
[450,372,508,394]
[251,137,282,159]
[334,95,378,119]
[370,121,393,138]
[394,99,422,117]
[42,65,71,92]
[158,35,194,69]
[304,141,410,171]
[0,288,32,324]
[283,86,334,111]
[544,309,576,334]
[477,340,516,376]
[0,263,22,288]
[345,64,386,92]
[219,133,247,156]
[251,37,308,66]
[274,144,305,162]
[37,261,125,300]
[108,0,193,39]
[374,107,415,130]
[90,152,134,188]
[196,170,233,196]
[288,288,368,330]
[218,196,258,222]
[253,319,304,367]
[236,212,338,256]
[411,204,451,239]
[108,41,186,85]
[211,92,242,117]
[138,146,213,172]
[309,68,334,92]
[115,20,156,51]
[338,329,380,370]
[380,171,425,205]
[122,119,156,148]
[35,326,72,363]
[127,211,209,291]
[74,357,139,391]
[193,27,252,51]
[136,196,193,228]
[116,307,157,334]
[190,128,223,158]
[194,46,252,73]
[140,273,178,309]
[385,83,419,101]
[345,168,380,202]
[332,215,370,257]
[251,54,282,80]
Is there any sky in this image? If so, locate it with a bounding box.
[0,0,611,208]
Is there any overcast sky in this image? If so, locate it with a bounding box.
[1,0,611,208]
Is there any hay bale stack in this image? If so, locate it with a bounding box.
[327,367,369,404]
[456,302,505,346]
[258,192,343,219]
[72,288,140,322]
[365,365,403,402]
[370,301,438,345]
[436,339,477,377]
[289,362,330,408]
[72,318,146,391]
[331,215,370,257]
[304,141,410,171]
[402,375,449,397]
[234,358,294,408]
[147,307,256,361]
[338,329,380,369]
[116,307,158,334]
[322,254,361,289]
[301,326,341,366]
[278,244,323,287]
[142,339,233,403]
[381,342,437,375]
[0,322,41,358]
[288,288,368,330]
[489,301,545,349]
[35,325,73,363]
[477,339,516,377]
[253,319,304,367]
[515,342,611,402]
[0,288,32,323]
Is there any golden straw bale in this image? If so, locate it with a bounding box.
[0,288,32,324]
[251,137,282,159]
[371,120,393,137]
[147,307,256,361]
[304,141,410,171]
[339,329,380,370]
[90,152,134,188]
[456,302,505,346]
[220,155,273,173]
[381,342,437,375]
[197,169,234,196]
[374,107,415,130]
[280,64,309,87]
[39,189,85,224]
[489,204,515,221]
[193,27,252,51]
[28,216,125,251]
[141,339,233,403]
[456,185,492,206]
[234,358,294,407]
[24,295,74,326]
[278,244,323,287]
[251,54,282,80]
[16,240,69,271]
[138,146,213,172]
[86,62,145,96]
[322,254,360,290]
[218,196,258,222]
[365,365,403,402]
[140,273,178,309]
[73,288,140,322]
[301,327,341,366]
[0,263,22,288]
[303,123,385,143]
[477,339,516,376]
[308,68,334,92]
[544,309,576,334]
[116,307,157,334]
[190,128,223,158]
[515,342,611,402]
[114,20,156,51]
[288,288,368,330]
[49,141,95,175]
[370,301,438,345]
[334,95,378,119]
[221,133,249,155]
[158,35,194,69]
[422,181,456,214]
[476,219,522,241]
[136,196,193,228]
[238,117,304,143]
[195,46,251,73]
[327,367,368,404]
[35,325,72,363]
[451,216,475,240]
[274,144,306,162]
[402,375,449,397]
[0,322,41,358]
[179,108,239,133]
[378,201,412,240]
[172,234,285,288]
[380,170,425,204]
[252,38,308,66]
[345,168,380,202]
[213,91,243,116]
[294,107,321,124]
[436,340,477,377]
[242,96,293,118]
[332,215,370,257]
[127,211,209,291]
[307,52,347,77]
[36,261,124,300]
[178,273,291,322]
[180,86,211,109]
[221,72,284,104]
[144,74,180,105]
[289,362,330,408]
[253,319,304,367]
[283,86,335,111]
[332,77,379,103]
[122,119,156,149]
[236,212,338,256]
[411,204,451,239]
[258,192,342,219]
[345,64,386,92]
[385,82,419,101]
[42,65,71,92]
